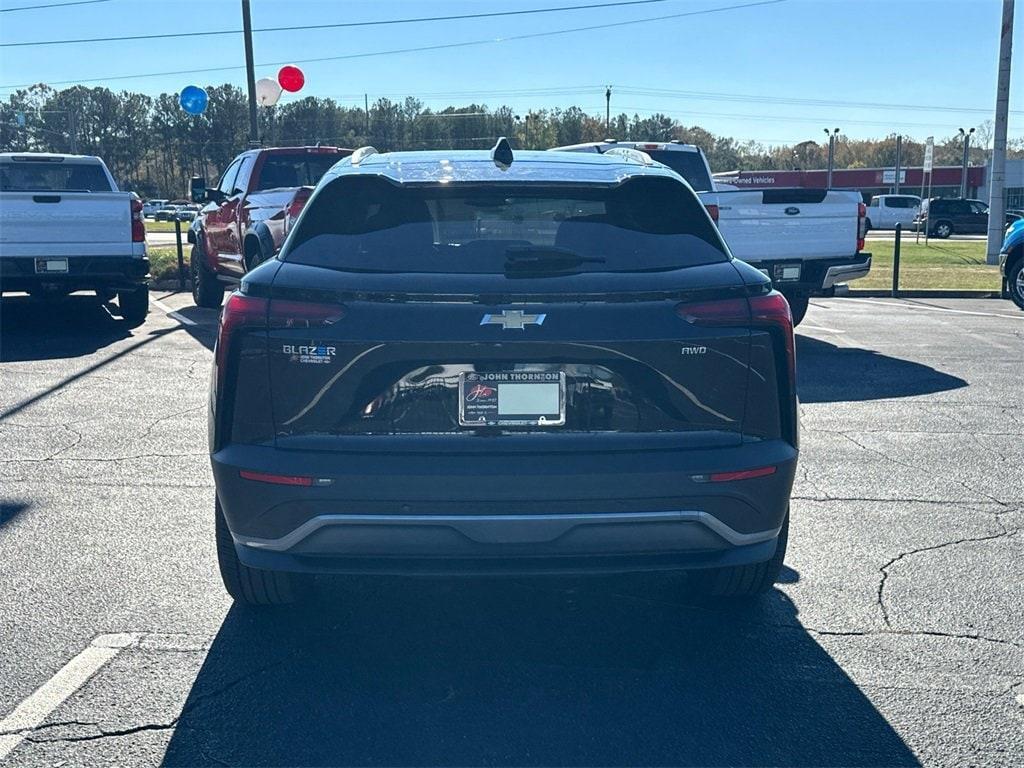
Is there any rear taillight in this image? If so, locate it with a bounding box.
[284,187,313,232]
[215,293,268,392]
[130,198,145,243]
[857,201,867,253]
[677,292,797,446]
[704,203,720,223]
[676,297,750,325]
[268,298,346,328]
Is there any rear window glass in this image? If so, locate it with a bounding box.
[284,176,728,274]
[254,154,343,191]
[0,161,111,192]
[639,151,713,192]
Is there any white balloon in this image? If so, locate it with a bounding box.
[256,77,282,106]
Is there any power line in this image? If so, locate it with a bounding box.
[616,86,1024,117]
[0,0,109,12]
[2,0,670,47]
[0,0,787,88]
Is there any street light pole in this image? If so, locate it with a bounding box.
[959,127,975,198]
[824,128,839,188]
[241,0,259,148]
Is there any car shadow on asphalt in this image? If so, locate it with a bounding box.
[797,336,968,403]
[162,575,918,767]
[0,294,132,362]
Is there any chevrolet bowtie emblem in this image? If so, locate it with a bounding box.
[480,310,546,330]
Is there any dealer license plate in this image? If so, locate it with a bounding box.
[458,371,566,427]
[35,258,69,274]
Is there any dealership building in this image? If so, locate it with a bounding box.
[713,159,1024,209]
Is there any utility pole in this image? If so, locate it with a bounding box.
[958,127,975,198]
[605,85,612,136]
[824,128,839,188]
[68,111,78,154]
[987,0,1014,266]
[893,135,902,194]
[241,0,259,147]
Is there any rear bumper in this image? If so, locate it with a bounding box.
[213,439,797,575]
[745,254,871,296]
[0,255,150,293]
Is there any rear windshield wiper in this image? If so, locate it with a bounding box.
[504,246,605,276]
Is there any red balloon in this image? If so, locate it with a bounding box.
[278,65,305,93]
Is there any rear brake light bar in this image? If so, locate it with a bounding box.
[239,470,334,486]
[691,465,777,483]
[239,470,313,486]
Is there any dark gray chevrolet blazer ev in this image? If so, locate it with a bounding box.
[208,142,799,605]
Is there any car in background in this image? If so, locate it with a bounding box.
[0,152,149,324]
[174,204,200,222]
[187,145,352,307]
[865,194,921,231]
[154,204,181,222]
[915,198,1021,237]
[209,143,798,605]
[552,140,869,325]
[142,198,168,218]
[1001,216,1024,310]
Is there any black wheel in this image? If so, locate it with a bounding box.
[116,287,148,327]
[215,499,305,605]
[932,220,953,239]
[1008,258,1024,310]
[191,243,225,309]
[95,288,115,303]
[243,237,269,273]
[690,511,789,598]
[787,295,809,326]
[864,218,873,232]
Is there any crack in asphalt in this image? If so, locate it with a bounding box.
[876,525,1020,628]
[0,452,205,465]
[836,430,1012,508]
[139,405,205,441]
[13,657,286,749]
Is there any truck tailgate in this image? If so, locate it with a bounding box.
[708,189,860,262]
[0,192,134,257]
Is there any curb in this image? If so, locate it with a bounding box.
[834,285,1005,299]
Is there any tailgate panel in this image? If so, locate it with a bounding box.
[0,192,132,255]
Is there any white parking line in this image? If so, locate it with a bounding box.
[0,633,139,760]
[798,324,845,334]
[843,297,1024,320]
[152,296,197,326]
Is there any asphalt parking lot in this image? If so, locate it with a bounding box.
[0,292,1022,767]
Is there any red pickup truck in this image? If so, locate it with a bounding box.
[187,146,352,307]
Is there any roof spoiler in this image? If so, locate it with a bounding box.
[350,146,379,166]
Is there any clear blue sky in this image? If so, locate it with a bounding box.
[0,0,1019,146]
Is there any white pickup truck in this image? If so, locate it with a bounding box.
[551,141,870,324]
[0,152,149,324]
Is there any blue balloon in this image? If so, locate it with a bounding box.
[179,85,208,115]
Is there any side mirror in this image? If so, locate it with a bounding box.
[190,176,207,204]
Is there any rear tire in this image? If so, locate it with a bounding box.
[215,499,304,605]
[191,244,225,309]
[787,295,809,326]
[690,511,789,598]
[117,287,148,327]
[1008,258,1024,310]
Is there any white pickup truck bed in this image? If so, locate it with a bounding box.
[704,187,871,300]
[0,153,150,323]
